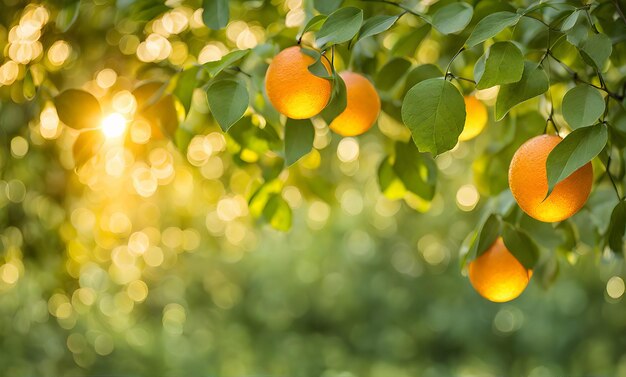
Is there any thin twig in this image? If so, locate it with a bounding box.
[615,0,626,25]
[605,156,623,201]
[445,47,465,77]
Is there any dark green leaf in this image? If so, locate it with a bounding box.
[401,78,466,155]
[495,62,549,120]
[391,24,430,56]
[298,15,327,40]
[431,2,473,35]
[579,33,612,71]
[403,64,443,95]
[316,7,363,47]
[392,141,437,201]
[475,41,524,89]
[207,78,249,131]
[466,11,522,47]
[375,58,411,92]
[357,15,399,43]
[320,73,347,124]
[546,123,607,196]
[502,222,539,269]
[56,1,80,32]
[202,0,229,30]
[468,214,502,261]
[55,89,102,129]
[284,118,315,166]
[173,66,199,117]
[562,85,605,129]
[23,69,36,100]
[606,201,626,254]
[263,194,292,231]
[314,0,342,13]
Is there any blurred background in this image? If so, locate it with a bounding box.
[0,0,625,376]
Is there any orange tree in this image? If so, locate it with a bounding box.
[0,0,626,372]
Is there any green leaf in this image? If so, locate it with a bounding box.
[391,24,431,57]
[284,118,315,166]
[466,11,522,47]
[316,7,363,47]
[431,2,473,35]
[562,85,605,129]
[56,1,80,32]
[403,64,443,95]
[203,49,250,77]
[378,156,406,200]
[263,194,292,232]
[173,66,199,117]
[320,73,347,124]
[314,0,343,13]
[560,10,580,32]
[468,214,502,261]
[606,201,626,254]
[23,69,36,100]
[375,58,411,92]
[495,62,549,120]
[401,78,466,155]
[357,15,399,42]
[133,82,179,140]
[502,222,539,269]
[475,41,524,89]
[54,89,102,129]
[392,141,437,201]
[206,78,249,132]
[579,33,612,72]
[202,0,229,30]
[298,15,327,40]
[305,49,333,79]
[546,123,607,196]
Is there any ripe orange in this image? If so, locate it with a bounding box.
[469,237,531,303]
[265,46,332,119]
[508,134,593,222]
[458,95,488,141]
[329,71,381,137]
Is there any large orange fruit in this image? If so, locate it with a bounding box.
[508,134,593,222]
[329,71,381,137]
[458,95,487,141]
[265,46,332,119]
[469,237,531,303]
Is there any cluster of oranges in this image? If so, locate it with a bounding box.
[263,46,594,303]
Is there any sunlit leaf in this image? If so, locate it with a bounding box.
[392,141,437,200]
[56,1,80,32]
[495,62,548,120]
[203,49,251,77]
[316,7,363,47]
[562,85,605,129]
[466,11,522,47]
[284,118,315,166]
[431,2,473,35]
[402,78,466,155]
[475,41,524,89]
[173,66,200,117]
[357,15,399,42]
[207,78,249,132]
[55,89,102,130]
[579,33,612,71]
[202,0,229,30]
[546,123,607,196]
[468,214,502,261]
[502,222,539,269]
[263,194,292,231]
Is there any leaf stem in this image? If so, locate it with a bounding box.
[605,155,623,201]
[445,73,475,84]
[445,47,465,77]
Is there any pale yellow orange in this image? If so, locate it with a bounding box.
[459,96,488,141]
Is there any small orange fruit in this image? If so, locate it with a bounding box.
[329,71,381,137]
[458,95,488,141]
[265,46,332,119]
[509,134,593,222]
[469,237,531,303]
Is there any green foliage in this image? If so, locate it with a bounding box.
[495,62,549,120]
[202,0,229,30]
[316,7,363,47]
[284,118,314,166]
[562,85,605,128]
[206,78,249,131]
[430,2,473,35]
[466,11,521,48]
[579,33,613,71]
[474,41,524,89]
[402,78,465,155]
[502,222,540,269]
[357,14,399,43]
[54,89,102,130]
[546,124,608,195]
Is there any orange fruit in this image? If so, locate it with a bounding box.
[329,71,381,137]
[509,134,593,222]
[265,46,332,119]
[458,95,488,141]
[469,237,531,303]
